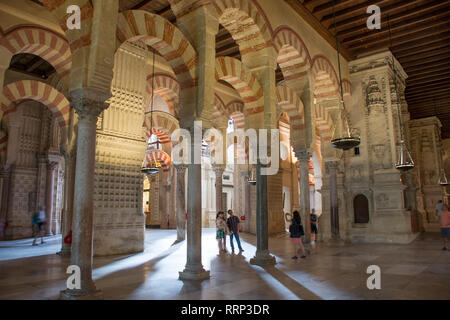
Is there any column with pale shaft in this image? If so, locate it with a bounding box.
[179,130,210,280]
[45,161,58,235]
[175,165,187,242]
[297,150,311,242]
[326,160,339,238]
[60,89,108,299]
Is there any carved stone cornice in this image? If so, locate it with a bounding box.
[69,88,110,121]
[174,164,187,174]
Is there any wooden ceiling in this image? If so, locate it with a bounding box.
[22,0,450,137]
[285,0,450,138]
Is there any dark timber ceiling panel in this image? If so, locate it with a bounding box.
[285,0,450,138]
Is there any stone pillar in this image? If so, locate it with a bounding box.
[45,161,58,235]
[213,165,225,213]
[59,151,76,255]
[250,163,276,266]
[60,89,108,300]
[175,165,187,242]
[0,166,11,238]
[241,171,251,232]
[179,134,210,280]
[297,150,311,242]
[327,160,340,238]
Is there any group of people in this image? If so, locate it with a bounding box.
[215,208,319,260]
[216,210,244,254]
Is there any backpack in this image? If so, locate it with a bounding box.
[32,212,40,225]
[289,221,304,237]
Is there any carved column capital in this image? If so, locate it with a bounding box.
[69,88,110,121]
[295,149,311,161]
[174,164,187,174]
[47,161,59,171]
[212,165,225,177]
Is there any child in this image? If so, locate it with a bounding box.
[289,211,307,259]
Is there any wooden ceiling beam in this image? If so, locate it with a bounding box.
[406,87,450,99]
[338,3,450,41]
[398,46,450,63]
[401,53,450,69]
[343,17,450,48]
[407,75,450,87]
[350,28,450,56]
[284,0,353,60]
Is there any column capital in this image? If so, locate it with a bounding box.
[295,149,311,161]
[69,88,110,121]
[174,164,187,174]
[325,159,339,170]
[47,161,59,171]
[212,165,225,175]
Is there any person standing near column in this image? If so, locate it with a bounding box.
[310,208,319,246]
[227,209,244,254]
[440,204,450,251]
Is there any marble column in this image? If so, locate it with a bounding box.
[59,152,76,255]
[327,160,340,238]
[60,89,108,300]
[297,150,311,243]
[179,136,210,280]
[241,171,251,232]
[213,165,225,213]
[45,161,58,236]
[0,166,11,238]
[175,165,187,242]
[250,162,276,266]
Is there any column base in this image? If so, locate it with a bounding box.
[60,288,103,300]
[250,251,276,267]
[56,248,71,257]
[179,266,210,281]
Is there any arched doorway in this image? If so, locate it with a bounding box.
[354,194,369,224]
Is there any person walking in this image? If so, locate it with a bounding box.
[32,206,46,246]
[310,209,318,245]
[436,200,444,221]
[226,209,244,254]
[216,211,228,254]
[440,204,450,251]
[289,210,306,259]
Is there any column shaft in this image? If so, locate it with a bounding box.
[328,161,339,238]
[45,162,57,235]
[175,165,187,241]
[298,152,311,242]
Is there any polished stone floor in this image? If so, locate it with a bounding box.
[0,229,449,300]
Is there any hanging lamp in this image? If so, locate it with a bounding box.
[330,1,360,150]
[386,15,415,172]
[141,50,162,175]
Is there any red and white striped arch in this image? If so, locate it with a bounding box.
[0,130,7,163]
[273,27,312,83]
[117,10,198,90]
[212,0,273,56]
[314,103,334,142]
[311,55,340,100]
[1,80,70,128]
[0,27,72,79]
[40,0,93,61]
[143,149,171,172]
[143,110,179,145]
[211,94,227,125]
[146,73,179,117]
[215,57,264,116]
[276,85,306,146]
[228,101,245,130]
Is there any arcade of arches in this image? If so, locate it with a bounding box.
[0,0,449,300]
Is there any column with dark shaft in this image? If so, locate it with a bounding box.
[45,161,58,235]
[213,165,225,213]
[250,162,276,266]
[297,150,311,243]
[59,151,76,255]
[327,160,339,238]
[60,89,108,299]
[175,165,187,242]
[179,128,210,280]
